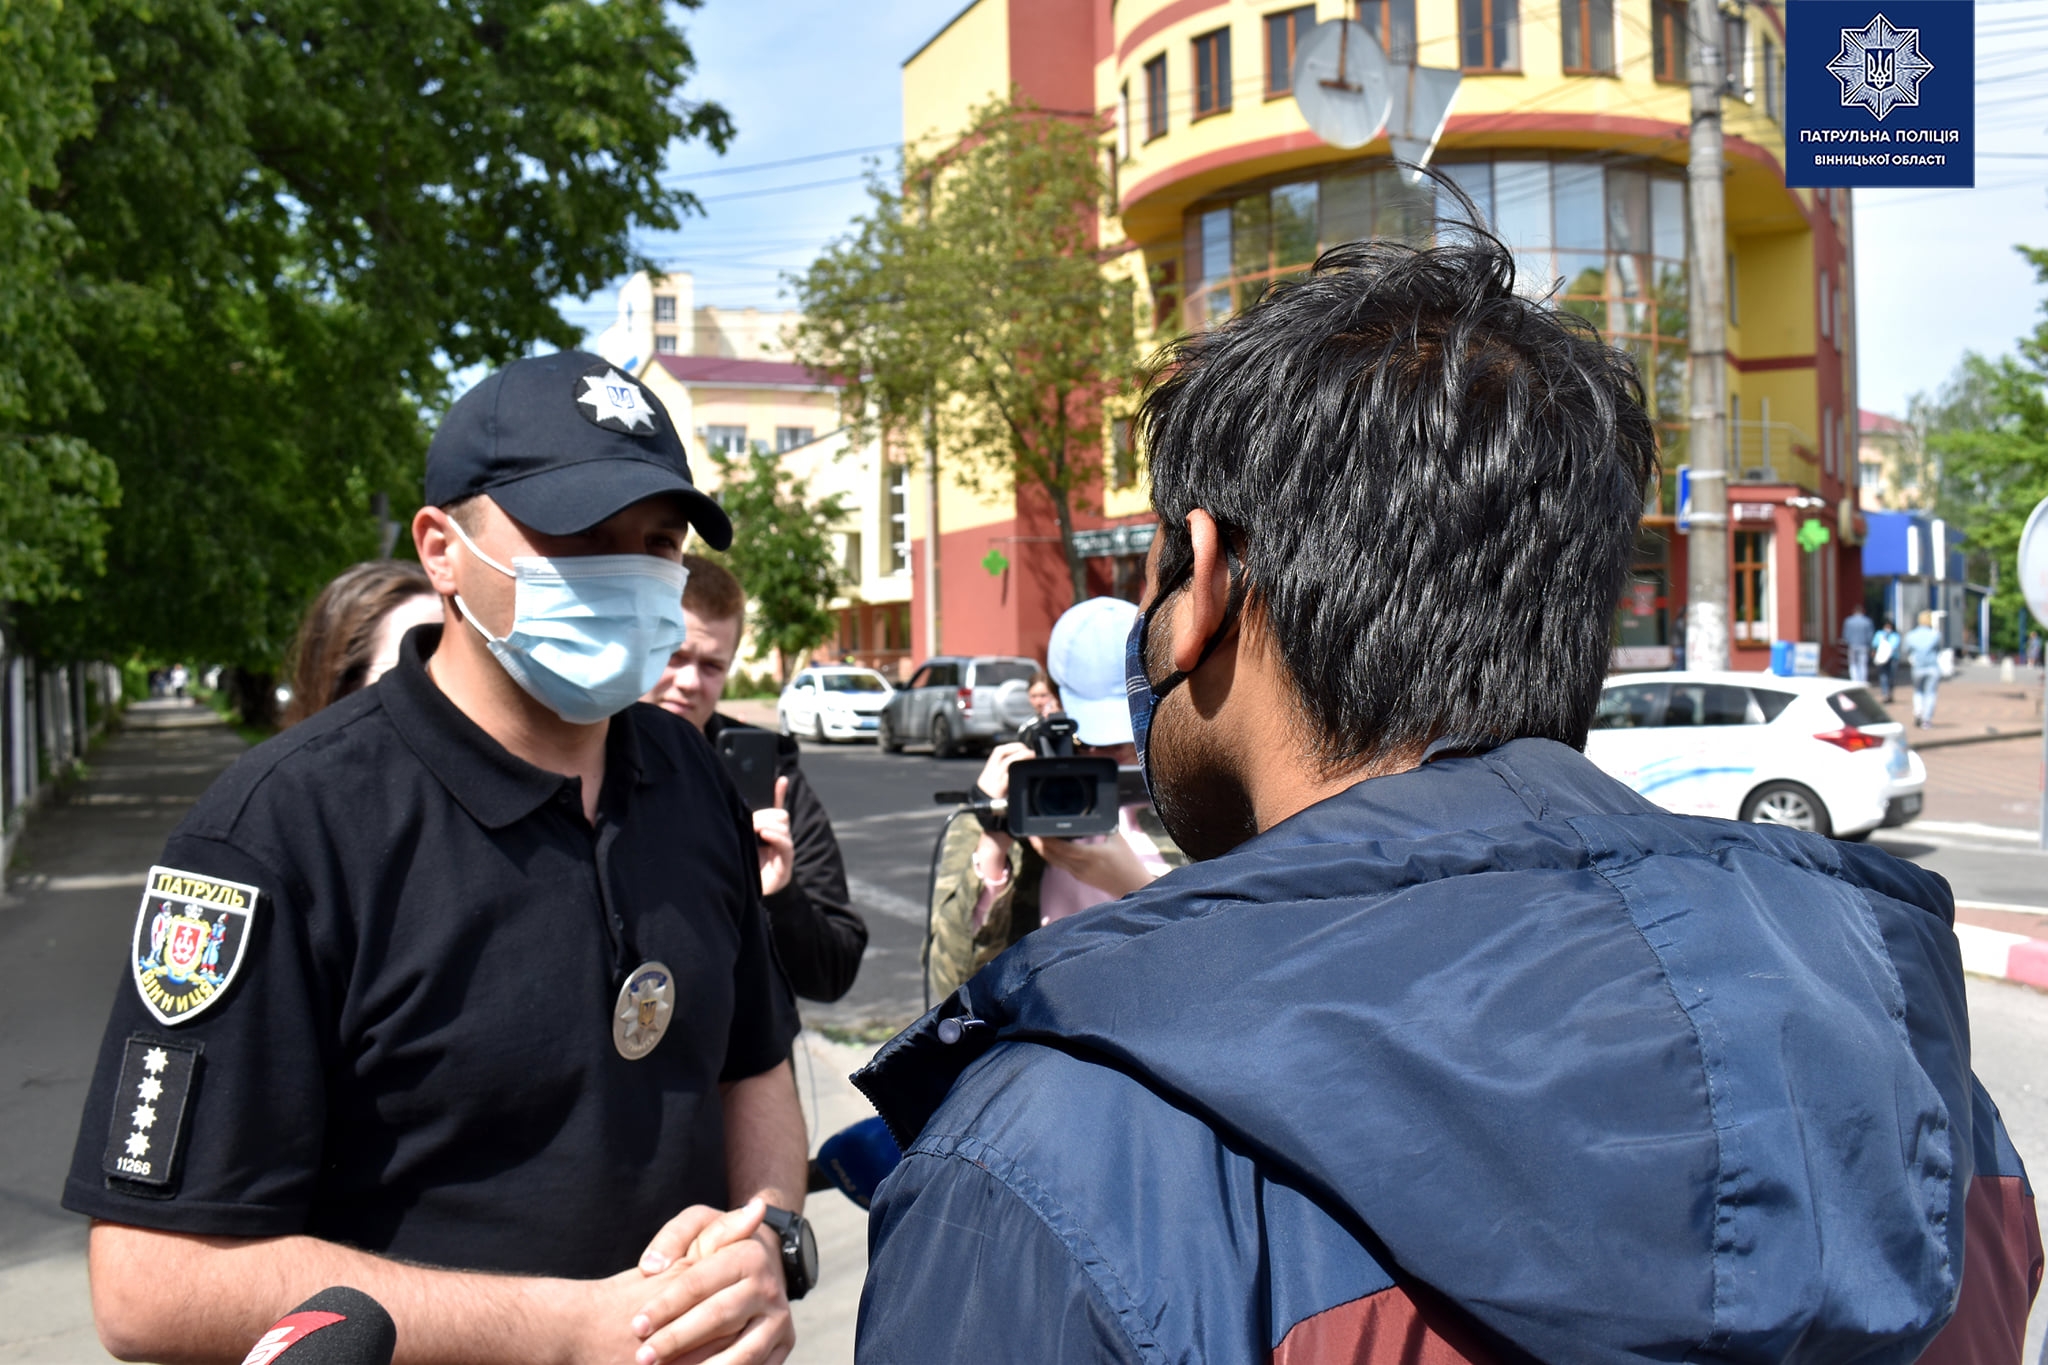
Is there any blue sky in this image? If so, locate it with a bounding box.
[565,0,2048,421]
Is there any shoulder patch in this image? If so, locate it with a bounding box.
[131,865,261,1026]
[101,1035,200,1188]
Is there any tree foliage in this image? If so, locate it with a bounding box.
[1917,247,2048,649]
[709,444,845,680]
[5,0,729,691]
[791,97,1140,606]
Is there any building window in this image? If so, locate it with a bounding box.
[1144,54,1169,140]
[841,531,862,581]
[1652,0,1686,83]
[1860,457,1881,491]
[1111,417,1137,489]
[1762,38,1783,120]
[654,334,678,354]
[705,425,748,456]
[1194,28,1232,118]
[653,295,677,323]
[1561,0,1614,73]
[1459,0,1519,70]
[1118,81,1131,159]
[1727,251,1738,325]
[1362,0,1418,62]
[775,426,814,451]
[1722,12,1748,95]
[1265,6,1317,95]
[1819,270,1832,341]
[1733,530,1772,643]
[1822,405,1835,475]
[885,463,908,575]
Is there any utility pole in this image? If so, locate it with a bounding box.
[922,396,941,657]
[1684,0,1731,672]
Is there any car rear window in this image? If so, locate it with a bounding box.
[1827,688,1893,727]
[1663,683,1754,726]
[820,672,889,692]
[1750,688,1796,722]
[1591,683,1665,729]
[972,661,1036,687]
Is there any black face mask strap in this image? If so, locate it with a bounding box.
[1148,541,1246,697]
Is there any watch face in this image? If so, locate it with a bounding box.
[795,1217,820,1292]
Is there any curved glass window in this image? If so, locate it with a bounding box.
[1180,155,1690,449]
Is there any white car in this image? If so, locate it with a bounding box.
[1584,671,1926,839]
[777,666,894,743]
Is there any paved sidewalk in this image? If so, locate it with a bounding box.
[1881,661,2045,749]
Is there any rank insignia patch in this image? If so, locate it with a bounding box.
[101,1034,200,1188]
[131,866,260,1026]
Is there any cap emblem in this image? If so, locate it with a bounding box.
[576,367,659,435]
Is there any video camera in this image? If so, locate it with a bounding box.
[935,712,1123,838]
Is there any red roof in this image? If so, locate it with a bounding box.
[1860,408,1909,434]
[649,354,845,389]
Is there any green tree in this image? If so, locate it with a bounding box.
[792,97,1140,607]
[710,444,845,681]
[10,0,731,719]
[1917,247,2048,651]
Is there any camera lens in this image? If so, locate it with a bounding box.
[1032,775,1092,819]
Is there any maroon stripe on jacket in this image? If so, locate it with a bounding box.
[1915,1174,2043,1365]
[1272,1284,1497,1365]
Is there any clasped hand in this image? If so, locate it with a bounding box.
[581,1199,791,1365]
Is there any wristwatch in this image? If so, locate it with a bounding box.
[760,1204,818,1300]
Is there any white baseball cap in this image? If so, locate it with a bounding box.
[1047,596,1141,747]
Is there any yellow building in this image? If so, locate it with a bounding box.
[902,0,1866,674]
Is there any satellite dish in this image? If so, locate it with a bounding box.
[1293,21,1392,150]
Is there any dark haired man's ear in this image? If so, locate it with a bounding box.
[1171,509,1234,677]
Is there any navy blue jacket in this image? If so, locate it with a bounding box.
[854,740,2041,1363]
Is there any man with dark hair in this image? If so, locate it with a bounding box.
[852,238,2040,1362]
[644,554,867,1002]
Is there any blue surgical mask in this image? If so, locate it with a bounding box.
[1125,548,1244,804]
[448,520,688,725]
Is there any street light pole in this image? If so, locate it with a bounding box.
[1684,0,1731,673]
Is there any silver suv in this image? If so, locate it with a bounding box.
[878,655,1039,757]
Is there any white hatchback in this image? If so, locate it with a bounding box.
[1584,671,1927,839]
[777,666,894,743]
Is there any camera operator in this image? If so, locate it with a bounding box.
[925,597,1178,1002]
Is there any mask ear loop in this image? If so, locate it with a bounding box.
[442,515,516,646]
[1144,542,1247,699]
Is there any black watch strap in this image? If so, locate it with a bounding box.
[760,1204,816,1300]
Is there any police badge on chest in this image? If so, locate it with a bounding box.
[613,962,675,1060]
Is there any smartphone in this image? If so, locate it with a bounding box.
[716,729,783,812]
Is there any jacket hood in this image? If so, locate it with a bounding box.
[857,739,1976,1365]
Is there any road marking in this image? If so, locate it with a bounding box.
[834,808,954,830]
[1955,899,2048,916]
[846,877,927,926]
[1911,820,2043,845]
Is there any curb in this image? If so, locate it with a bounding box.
[1913,726,2044,750]
[1954,896,2048,990]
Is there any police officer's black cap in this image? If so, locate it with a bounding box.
[425,351,733,551]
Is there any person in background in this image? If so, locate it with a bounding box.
[1026,670,1061,719]
[1903,609,1945,729]
[1842,605,1874,684]
[282,561,444,726]
[643,555,866,1003]
[1873,616,1902,701]
[924,597,1177,1003]
[2027,628,2042,672]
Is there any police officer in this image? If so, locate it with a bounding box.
[64,353,812,1365]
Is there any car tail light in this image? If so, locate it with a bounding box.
[1814,727,1885,753]
[956,686,973,713]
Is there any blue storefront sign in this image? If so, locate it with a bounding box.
[1786,0,1973,188]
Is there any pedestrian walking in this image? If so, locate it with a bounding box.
[65,352,810,1364]
[1842,606,1874,683]
[1904,610,1945,728]
[852,234,2037,1364]
[1874,617,1902,701]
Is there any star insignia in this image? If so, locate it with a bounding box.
[1827,13,1933,121]
[124,1131,150,1158]
[576,370,658,434]
[131,1103,158,1130]
[138,1076,163,1102]
[143,1047,169,1075]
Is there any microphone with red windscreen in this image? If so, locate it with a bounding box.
[238,1287,396,1365]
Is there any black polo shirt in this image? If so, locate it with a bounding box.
[63,626,798,1278]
